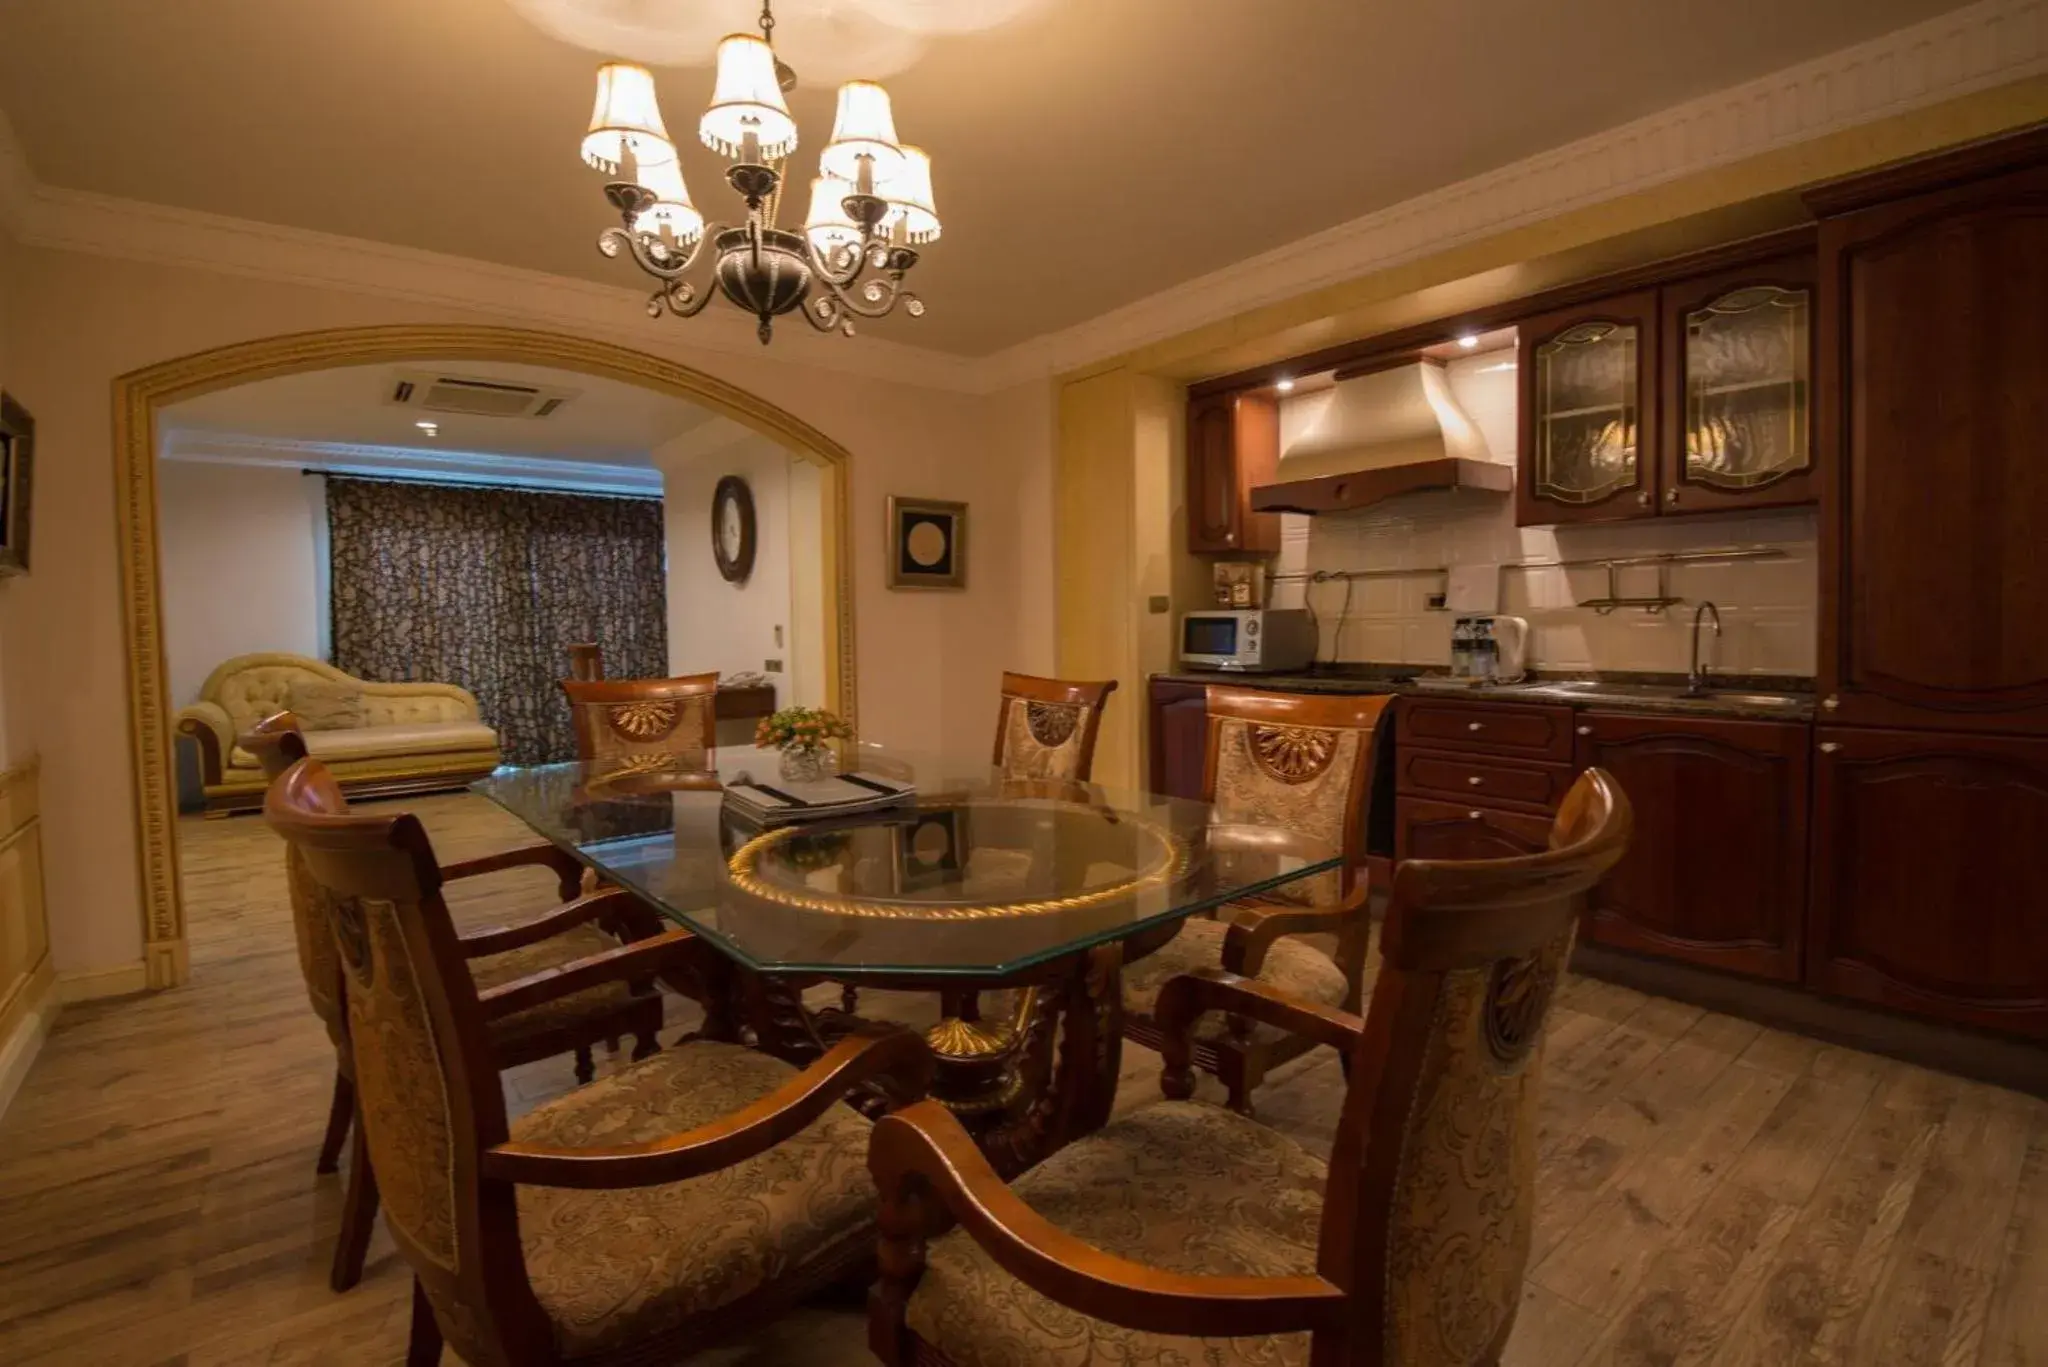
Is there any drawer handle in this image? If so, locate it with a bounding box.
[1819,741,1842,754]
[1467,721,1484,732]
[1468,810,1485,821]
[1577,725,1593,735]
[1467,776,1484,786]
[1822,695,1840,711]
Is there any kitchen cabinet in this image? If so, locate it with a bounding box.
[1149,680,1209,801]
[1185,391,1282,555]
[1807,727,2048,1038]
[1657,254,1817,514]
[1395,797,1554,862]
[1573,712,1808,982]
[1394,697,1575,861]
[1516,290,1659,525]
[1812,154,2048,735]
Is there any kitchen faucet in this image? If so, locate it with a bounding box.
[1688,601,1722,696]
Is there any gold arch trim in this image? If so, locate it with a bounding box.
[115,324,858,989]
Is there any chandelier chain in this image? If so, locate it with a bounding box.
[759,0,775,44]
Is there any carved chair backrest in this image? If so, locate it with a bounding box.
[240,711,351,1053]
[265,758,553,1361]
[560,672,719,770]
[990,673,1118,782]
[1318,768,1632,1367]
[1200,686,1393,903]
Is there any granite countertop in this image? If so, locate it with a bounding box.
[1155,667,1817,721]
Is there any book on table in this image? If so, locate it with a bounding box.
[722,768,916,826]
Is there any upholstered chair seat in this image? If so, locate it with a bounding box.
[1121,915,1375,1048]
[514,1040,878,1358]
[469,923,653,1053]
[905,1100,1324,1367]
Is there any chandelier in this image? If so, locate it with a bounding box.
[579,0,938,344]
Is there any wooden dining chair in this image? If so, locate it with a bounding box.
[560,672,720,769]
[990,672,1118,781]
[264,754,935,1366]
[1120,686,1393,1113]
[868,768,1632,1367]
[243,712,668,1292]
[566,641,605,682]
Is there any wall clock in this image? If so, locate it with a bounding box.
[711,475,756,584]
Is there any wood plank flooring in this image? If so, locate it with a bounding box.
[0,792,2043,1365]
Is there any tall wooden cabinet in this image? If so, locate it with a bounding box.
[1574,713,1808,982]
[1185,391,1282,554]
[1807,728,2048,1038]
[1812,148,2048,734]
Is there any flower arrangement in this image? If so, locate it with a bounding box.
[755,706,852,755]
[756,706,852,782]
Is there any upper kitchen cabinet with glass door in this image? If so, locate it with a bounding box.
[1516,290,1658,525]
[1658,255,1817,513]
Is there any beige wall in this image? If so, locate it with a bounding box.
[157,459,328,707]
[0,245,1054,977]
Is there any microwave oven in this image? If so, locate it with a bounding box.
[1178,608,1316,672]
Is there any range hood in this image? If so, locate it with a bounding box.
[1250,359,1511,515]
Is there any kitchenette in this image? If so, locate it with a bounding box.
[1151,127,2048,1093]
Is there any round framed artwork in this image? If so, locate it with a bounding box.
[711,475,756,584]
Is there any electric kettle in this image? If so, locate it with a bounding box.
[1491,615,1530,682]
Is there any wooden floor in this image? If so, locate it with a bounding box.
[1,793,2044,1365]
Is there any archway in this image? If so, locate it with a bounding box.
[115,324,856,988]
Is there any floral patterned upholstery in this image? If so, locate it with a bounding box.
[562,675,719,775]
[1209,718,1365,907]
[513,1040,877,1358]
[468,922,650,1050]
[1120,916,1369,1046]
[905,1101,1322,1366]
[995,697,1092,781]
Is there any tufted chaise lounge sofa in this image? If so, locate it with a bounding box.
[175,652,502,814]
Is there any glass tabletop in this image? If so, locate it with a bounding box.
[471,743,1341,981]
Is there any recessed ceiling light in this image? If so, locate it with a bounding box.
[1275,378,1295,392]
[1457,334,1480,349]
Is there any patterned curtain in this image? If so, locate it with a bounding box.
[326,477,666,764]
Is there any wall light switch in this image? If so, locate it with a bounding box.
[1147,595,1171,614]
[764,659,783,673]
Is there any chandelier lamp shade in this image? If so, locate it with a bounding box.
[582,1,938,345]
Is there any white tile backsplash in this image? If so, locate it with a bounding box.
[1279,349,1819,677]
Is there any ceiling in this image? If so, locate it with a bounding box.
[0,0,1978,355]
[162,360,722,465]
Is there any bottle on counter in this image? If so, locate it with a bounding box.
[1451,617,1475,678]
[1474,620,1499,682]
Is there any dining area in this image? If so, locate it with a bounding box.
[224,655,1633,1367]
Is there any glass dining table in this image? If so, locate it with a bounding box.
[474,743,1338,1169]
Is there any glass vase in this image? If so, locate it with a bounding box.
[778,745,835,784]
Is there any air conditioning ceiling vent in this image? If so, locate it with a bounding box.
[386,372,578,420]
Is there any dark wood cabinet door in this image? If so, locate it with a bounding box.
[1817,162,2048,733]
[1574,713,1808,981]
[1516,289,1659,526]
[1395,797,1553,862]
[1657,253,1818,515]
[1146,678,1209,801]
[1184,393,1281,555]
[1808,727,2048,1037]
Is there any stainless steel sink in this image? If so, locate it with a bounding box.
[1506,680,1806,709]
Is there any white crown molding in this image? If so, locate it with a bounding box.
[2,0,2042,396]
[160,430,663,496]
[973,0,2048,389]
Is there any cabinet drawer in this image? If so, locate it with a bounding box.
[1395,797,1555,862]
[1396,749,1576,812]
[1395,699,1576,762]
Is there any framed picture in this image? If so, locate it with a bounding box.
[0,394,34,577]
[886,495,966,590]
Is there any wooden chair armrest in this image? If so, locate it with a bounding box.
[481,1024,934,1189]
[869,1100,1344,1339]
[457,886,654,958]
[440,842,585,902]
[1220,882,1370,978]
[475,926,700,1018]
[1155,970,1365,1091]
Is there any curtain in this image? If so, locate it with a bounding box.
[326,477,666,764]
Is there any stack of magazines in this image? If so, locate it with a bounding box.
[722,768,916,826]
